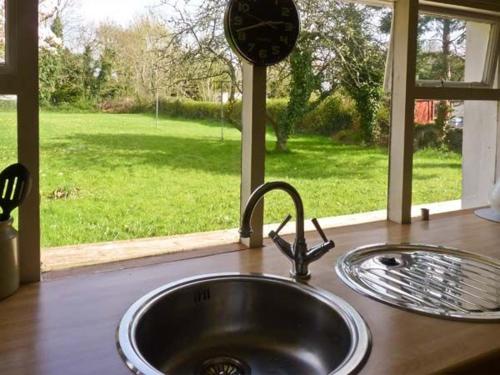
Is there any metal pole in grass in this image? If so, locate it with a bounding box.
[155,89,159,129]
[220,81,224,142]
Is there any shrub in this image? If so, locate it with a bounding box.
[100,97,149,113]
[167,100,222,119]
[94,95,365,141]
[153,98,288,130]
[331,128,364,144]
[414,123,441,150]
[413,123,463,153]
[372,100,390,146]
[444,127,463,154]
[298,93,356,135]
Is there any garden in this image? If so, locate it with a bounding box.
[0,109,462,247]
[0,0,465,247]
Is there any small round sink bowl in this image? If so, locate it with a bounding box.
[117,273,370,375]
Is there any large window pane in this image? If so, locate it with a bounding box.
[0,95,18,224]
[0,95,16,165]
[412,98,499,213]
[413,99,462,210]
[415,13,497,86]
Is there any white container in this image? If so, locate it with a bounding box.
[0,218,19,300]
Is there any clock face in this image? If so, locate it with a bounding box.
[224,0,300,66]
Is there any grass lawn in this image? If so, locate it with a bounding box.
[0,111,462,247]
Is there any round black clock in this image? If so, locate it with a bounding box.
[224,0,300,66]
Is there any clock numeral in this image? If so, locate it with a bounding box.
[238,2,250,12]
[238,31,246,41]
[258,49,268,59]
[233,16,243,26]
[280,35,289,45]
[281,7,290,16]
[285,22,293,31]
[248,42,256,52]
[272,45,280,55]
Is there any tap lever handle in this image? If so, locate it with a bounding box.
[275,214,292,234]
[312,218,328,242]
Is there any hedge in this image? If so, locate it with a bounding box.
[152,96,358,135]
[98,95,391,142]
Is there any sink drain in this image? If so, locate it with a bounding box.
[199,357,251,375]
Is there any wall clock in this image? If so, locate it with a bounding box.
[224,0,300,66]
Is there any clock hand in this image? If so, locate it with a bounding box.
[237,20,286,33]
[247,14,266,23]
[246,14,279,30]
[236,21,268,32]
[266,21,286,26]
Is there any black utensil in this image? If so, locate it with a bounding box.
[0,163,32,221]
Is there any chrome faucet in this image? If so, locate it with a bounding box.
[240,181,335,281]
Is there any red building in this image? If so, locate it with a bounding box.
[414,99,436,125]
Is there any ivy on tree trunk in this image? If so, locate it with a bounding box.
[276,44,316,152]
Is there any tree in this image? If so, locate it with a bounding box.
[274,2,386,149]
[39,13,87,105]
[329,4,385,144]
[418,16,466,138]
[159,0,241,103]
[275,43,317,151]
[160,0,387,150]
[94,16,184,102]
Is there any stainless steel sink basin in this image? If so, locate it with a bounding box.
[117,273,371,375]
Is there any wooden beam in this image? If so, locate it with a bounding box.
[419,4,500,23]
[16,0,40,283]
[420,0,500,14]
[388,0,419,224]
[240,63,267,248]
[497,64,500,183]
[0,73,18,94]
[414,87,500,100]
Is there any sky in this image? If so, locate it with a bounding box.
[79,0,161,26]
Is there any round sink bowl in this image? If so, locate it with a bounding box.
[117,273,370,375]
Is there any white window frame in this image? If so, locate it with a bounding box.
[387,0,499,225]
[0,0,40,282]
[384,3,500,98]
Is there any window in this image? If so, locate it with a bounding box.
[415,12,499,89]
[0,95,17,164]
[385,4,500,92]
[0,95,18,224]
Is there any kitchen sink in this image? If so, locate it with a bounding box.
[117,273,371,375]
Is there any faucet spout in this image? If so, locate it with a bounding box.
[240,181,305,241]
[240,181,334,281]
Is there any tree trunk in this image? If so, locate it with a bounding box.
[436,19,452,135]
[441,19,452,81]
[267,113,288,152]
[275,138,289,152]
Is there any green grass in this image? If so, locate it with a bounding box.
[0,111,462,247]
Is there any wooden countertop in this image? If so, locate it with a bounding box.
[0,210,499,375]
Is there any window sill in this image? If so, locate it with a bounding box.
[42,200,461,278]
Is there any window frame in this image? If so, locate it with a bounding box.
[0,0,40,282]
[384,3,500,98]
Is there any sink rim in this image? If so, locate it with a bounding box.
[116,272,371,375]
